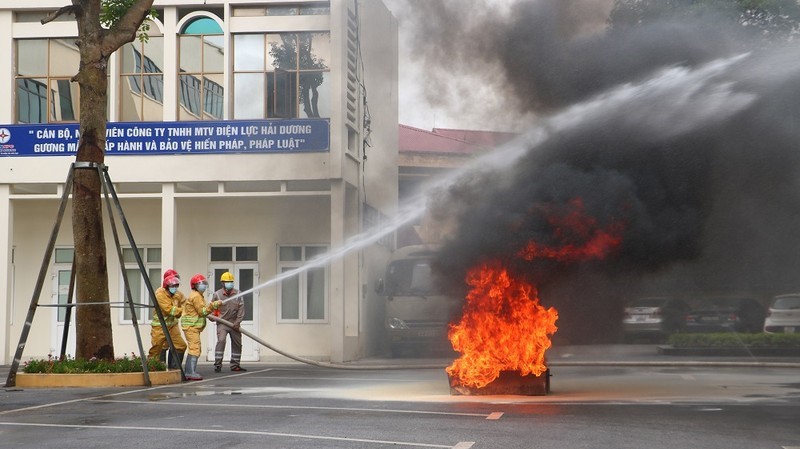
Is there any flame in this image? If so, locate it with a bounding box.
[446,262,558,389]
[446,198,625,389]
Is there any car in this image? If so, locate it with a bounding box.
[622,297,691,341]
[763,293,800,334]
[684,297,766,333]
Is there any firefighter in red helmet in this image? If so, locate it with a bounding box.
[147,272,187,370]
[181,274,221,380]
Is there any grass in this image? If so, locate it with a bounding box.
[22,353,166,374]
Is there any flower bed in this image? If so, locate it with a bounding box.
[15,354,181,388]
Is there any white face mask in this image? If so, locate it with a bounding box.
[196,283,207,293]
[223,282,234,290]
[168,286,178,295]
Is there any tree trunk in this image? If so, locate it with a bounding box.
[73,2,113,361]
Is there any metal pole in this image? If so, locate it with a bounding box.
[58,257,77,360]
[98,164,152,386]
[5,165,75,387]
[101,167,185,381]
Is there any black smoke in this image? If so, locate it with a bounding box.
[399,0,800,342]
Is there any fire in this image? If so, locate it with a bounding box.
[446,262,558,389]
[446,198,624,389]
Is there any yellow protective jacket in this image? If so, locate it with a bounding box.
[181,290,214,330]
[151,287,185,328]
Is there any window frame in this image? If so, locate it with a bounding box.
[277,244,329,324]
[118,246,162,325]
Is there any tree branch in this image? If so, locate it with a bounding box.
[102,0,155,52]
[41,5,77,25]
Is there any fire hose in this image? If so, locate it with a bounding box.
[208,316,446,370]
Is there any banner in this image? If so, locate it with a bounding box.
[0,119,330,157]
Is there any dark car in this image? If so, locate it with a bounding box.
[684,297,766,333]
[622,297,691,342]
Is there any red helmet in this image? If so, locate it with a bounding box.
[163,269,178,280]
[163,275,180,289]
[190,274,207,288]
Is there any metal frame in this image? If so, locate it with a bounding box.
[4,163,184,387]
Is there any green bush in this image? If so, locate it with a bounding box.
[23,354,166,374]
[668,333,800,348]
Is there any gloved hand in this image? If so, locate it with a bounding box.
[209,300,222,310]
[233,323,241,331]
[173,306,183,318]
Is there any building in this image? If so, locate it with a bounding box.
[0,0,398,365]
[396,124,515,247]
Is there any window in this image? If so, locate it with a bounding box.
[119,20,164,121]
[233,32,330,119]
[15,39,80,123]
[278,245,328,323]
[178,17,224,120]
[120,247,161,323]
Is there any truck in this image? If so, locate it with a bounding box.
[375,244,463,357]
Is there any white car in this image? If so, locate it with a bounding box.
[763,294,800,334]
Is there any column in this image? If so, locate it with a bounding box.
[161,183,176,273]
[0,185,13,364]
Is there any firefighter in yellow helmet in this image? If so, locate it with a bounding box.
[148,272,187,370]
[181,274,222,380]
[212,271,247,372]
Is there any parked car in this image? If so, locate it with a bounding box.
[622,297,691,341]
[763,293,800,334]
[684,297,766,333]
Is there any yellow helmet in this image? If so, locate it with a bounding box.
[220,271,235,282]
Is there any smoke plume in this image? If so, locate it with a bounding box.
[399,0,800,342]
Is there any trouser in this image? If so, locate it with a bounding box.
[183,326,203,357]
[148,323,187,359]
[214,325,242,368]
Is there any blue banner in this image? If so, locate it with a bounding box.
[0,119,330,156]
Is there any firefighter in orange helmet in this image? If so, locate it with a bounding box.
[181,274,222,380]
[147,273,187,370]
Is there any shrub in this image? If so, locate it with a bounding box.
[23,353,166,374]
[668,333,800,348]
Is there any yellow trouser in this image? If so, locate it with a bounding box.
[148,324,187,359]
[182,326,203,357]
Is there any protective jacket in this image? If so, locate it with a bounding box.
[151,286,184,328]
[212,288,245,329]
[181,290,215,330]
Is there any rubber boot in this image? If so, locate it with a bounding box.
[158,350,167,364]
[169,350,185,370]
[185,355,203,381]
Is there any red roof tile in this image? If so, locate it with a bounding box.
[399,124,516,155]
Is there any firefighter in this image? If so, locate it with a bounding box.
[181,274,221,380]
[147,273,187,370]
[212,271,247,372]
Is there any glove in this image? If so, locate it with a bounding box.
[173,306,183,318]
[233,324,241,331]
[209,300,222,310]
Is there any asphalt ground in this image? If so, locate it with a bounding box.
[1,345,799,449]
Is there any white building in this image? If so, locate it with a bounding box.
[0,0,398,365]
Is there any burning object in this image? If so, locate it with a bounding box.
[446,263,557,395]
[445,199,623,395]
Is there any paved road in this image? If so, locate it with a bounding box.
[1,345,799,448]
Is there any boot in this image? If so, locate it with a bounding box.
[184,355,203,381]
[158,350,167,364]
[169,350,185,370]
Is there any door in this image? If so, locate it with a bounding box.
[206,263,259,362]
[52,254,76,357]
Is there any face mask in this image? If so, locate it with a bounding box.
[168,286,178,295]
[197,283,207,293]
[224,282,234,290]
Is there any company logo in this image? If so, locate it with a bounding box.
[0,128,11,144]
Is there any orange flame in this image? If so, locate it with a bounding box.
[446,198,625,389]
[446,262,558,389]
